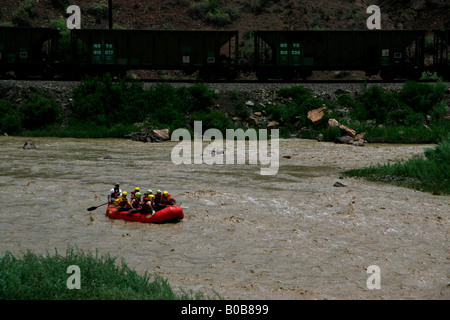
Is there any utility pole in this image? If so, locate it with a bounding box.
[108,0,113,29]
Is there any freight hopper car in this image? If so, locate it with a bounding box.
[0,26,60,78]
[67,29,239,80]
[254,30,426,81]
[434,29,449,80]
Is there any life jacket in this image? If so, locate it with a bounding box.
[160,195,172,205]
[141,200,152,211]
[115,197,129,208]
[131,198,141,209]
[112,188,120,198]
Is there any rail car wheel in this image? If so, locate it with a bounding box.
[198,69,216,81]
[380,69,395,81]
[255,68,269,81]
[281,70,294,81]
[224,67,238,81]
[437,69,450,81]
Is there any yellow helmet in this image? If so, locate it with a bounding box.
[122,191,127,196]
[149,194,154,198]
[135,187,140,191]
[163,191,169,197]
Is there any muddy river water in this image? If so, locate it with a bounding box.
[0,136,448,299]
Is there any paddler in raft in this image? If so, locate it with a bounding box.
[130,192,142,211]
[141,194,156,215]
[108,183,122,204]
[159,191,177,208]
[129,192,156,215]
[130,187,140,199]
[114,191,131,212]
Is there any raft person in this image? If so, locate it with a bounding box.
[142,189,152,201]
[131,192,142,210]
[148,194,155,206]
[141,194,155,215]
[130,187,140,200]
[159,191,176,207]
[114,191,131,212]
[153,190,162,211]
[108,183,122,204]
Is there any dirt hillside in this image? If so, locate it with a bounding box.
[1,0,448,33]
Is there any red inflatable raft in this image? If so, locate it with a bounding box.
[106,204,184,223]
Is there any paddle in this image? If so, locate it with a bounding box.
[87,202,109,211]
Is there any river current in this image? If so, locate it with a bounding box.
[0,136,448,299]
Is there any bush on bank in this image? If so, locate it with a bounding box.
[0,249,205,300]
[266,80,449,142]
[344,138,450,195]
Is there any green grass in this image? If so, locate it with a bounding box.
[0,249,209,300]
[350,120,450,144]
[344,139,450,195]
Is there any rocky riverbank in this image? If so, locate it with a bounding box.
[0,79,409,124]
[1,80,449,144]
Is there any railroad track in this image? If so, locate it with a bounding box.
[2,77,444,84]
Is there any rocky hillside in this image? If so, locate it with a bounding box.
[1,0,449,33]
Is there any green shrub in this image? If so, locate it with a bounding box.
[71,75,219,132]
[184,83,217,113]
[87,3,108,22]
[278,86,311,105]
[0,249,204,300]
[345,138,450,194]
[225,6,240,20]
[251,0,270,14]
[12,7,31,26]
[336,93,360,111]
[21,94,59,129]
[430,101,449,122]
[205,9,232,26]
[0,112,23,135]
[191,111,232,133]
[398,80,447,114]
[0,99,23,135]
[72,74,148,126]
[187,1,210,20]
[274,86,330,128]
[350,85,398,123]
[187,0,238,26]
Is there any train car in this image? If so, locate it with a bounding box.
[434,29,450,80]
[254,30,426,81]
[68,29,239,80]
[0,26,60,78]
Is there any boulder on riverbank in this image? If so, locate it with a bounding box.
[328,118,366,146]
[124,128,170,142]
[22,139,36,149]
